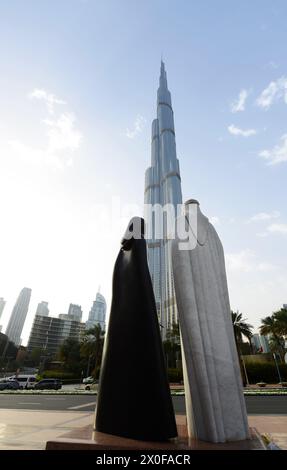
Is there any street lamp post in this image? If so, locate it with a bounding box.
[273,353,282,383]
[86,354,92,377]
[241,355,249,387]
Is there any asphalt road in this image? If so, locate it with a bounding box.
[0,394,97,411]
[0,394,286,414]
[172,395,287,415]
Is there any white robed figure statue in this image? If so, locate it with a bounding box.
[171,199,250,443]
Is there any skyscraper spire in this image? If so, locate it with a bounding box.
[144,62,182,336]
[160,60,168,89]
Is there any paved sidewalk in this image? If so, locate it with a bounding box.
[0,409,94,450]
[248,416,287,449]
[0,410,286,450]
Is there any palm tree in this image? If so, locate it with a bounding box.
[260,314,286,361]
[231,311,254,350]
[273,308,287,336]
[268,336,285,361]
[260,315,278,336]
[80,324,105,377]
[231,311,254,386]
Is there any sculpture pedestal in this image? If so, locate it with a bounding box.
[45,416,265,450]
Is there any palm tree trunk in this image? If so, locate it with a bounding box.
[235,337,247,387]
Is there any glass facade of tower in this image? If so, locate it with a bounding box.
[0,298,5,333]
[36,301,49,317]
[86,292,106,331]
[0,297,6,321]
[145,62,182,336]
[5,287,32,346]
[67,303,83,322]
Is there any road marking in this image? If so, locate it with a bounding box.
[68,401,96,410]
[44,397,66,400]
[17,402,41,405]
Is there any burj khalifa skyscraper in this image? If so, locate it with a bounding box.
[144,62,183,336]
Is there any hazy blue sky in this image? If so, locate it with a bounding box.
[0,0,286,344]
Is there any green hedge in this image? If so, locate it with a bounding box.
[245,362,287,384]
[42,370,81,381]
[168,368,183,383]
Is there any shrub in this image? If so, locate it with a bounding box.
[42,370,80,382]
[245,362,287,384]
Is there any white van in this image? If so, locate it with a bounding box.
[8,375,36,389]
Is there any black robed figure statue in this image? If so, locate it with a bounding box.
[95,217,177,441]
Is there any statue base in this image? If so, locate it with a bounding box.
[45,416,266,450]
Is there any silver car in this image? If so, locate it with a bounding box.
[0,379,20,390]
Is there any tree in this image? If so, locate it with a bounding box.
[273,308,287,336]
[80,324,105,377]
[260,311,286,361]
[231,311,254,386]
[231,311,254,349]
[260,315,279,337]
[29,348,45,366]
[268,336,285,361]
[58,338,82,373]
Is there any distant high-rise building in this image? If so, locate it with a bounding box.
[67,304,82,322]
[283,304,287,309]
[0,297,6,319]
[0,297,6,332]
[86,292,106,331]
[5,288,31,346]
[27,314,85,356]
[35,301,49,317]
[251,334,270,354]
[260,335,270,353]
[144,62,183,335]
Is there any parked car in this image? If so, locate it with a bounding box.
[85,381,98,391]
[7,375,36,389]
[0,381,9,390]
[34,379,62,390]
[83,376,94,384]
[0,379,20,390]
[6,380,20,390]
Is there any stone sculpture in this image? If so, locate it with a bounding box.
[95,217,177,441]
[172,199,250,443]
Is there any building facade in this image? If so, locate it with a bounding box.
[5,287,32,346]
[0,297,6,332]
[35,301,49,317]
[251,334,270,353]
[27,314,85,356]
[0,297,6,320]
[86,292,106,331]
[67,304,83,322]
[144,62,182,336]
